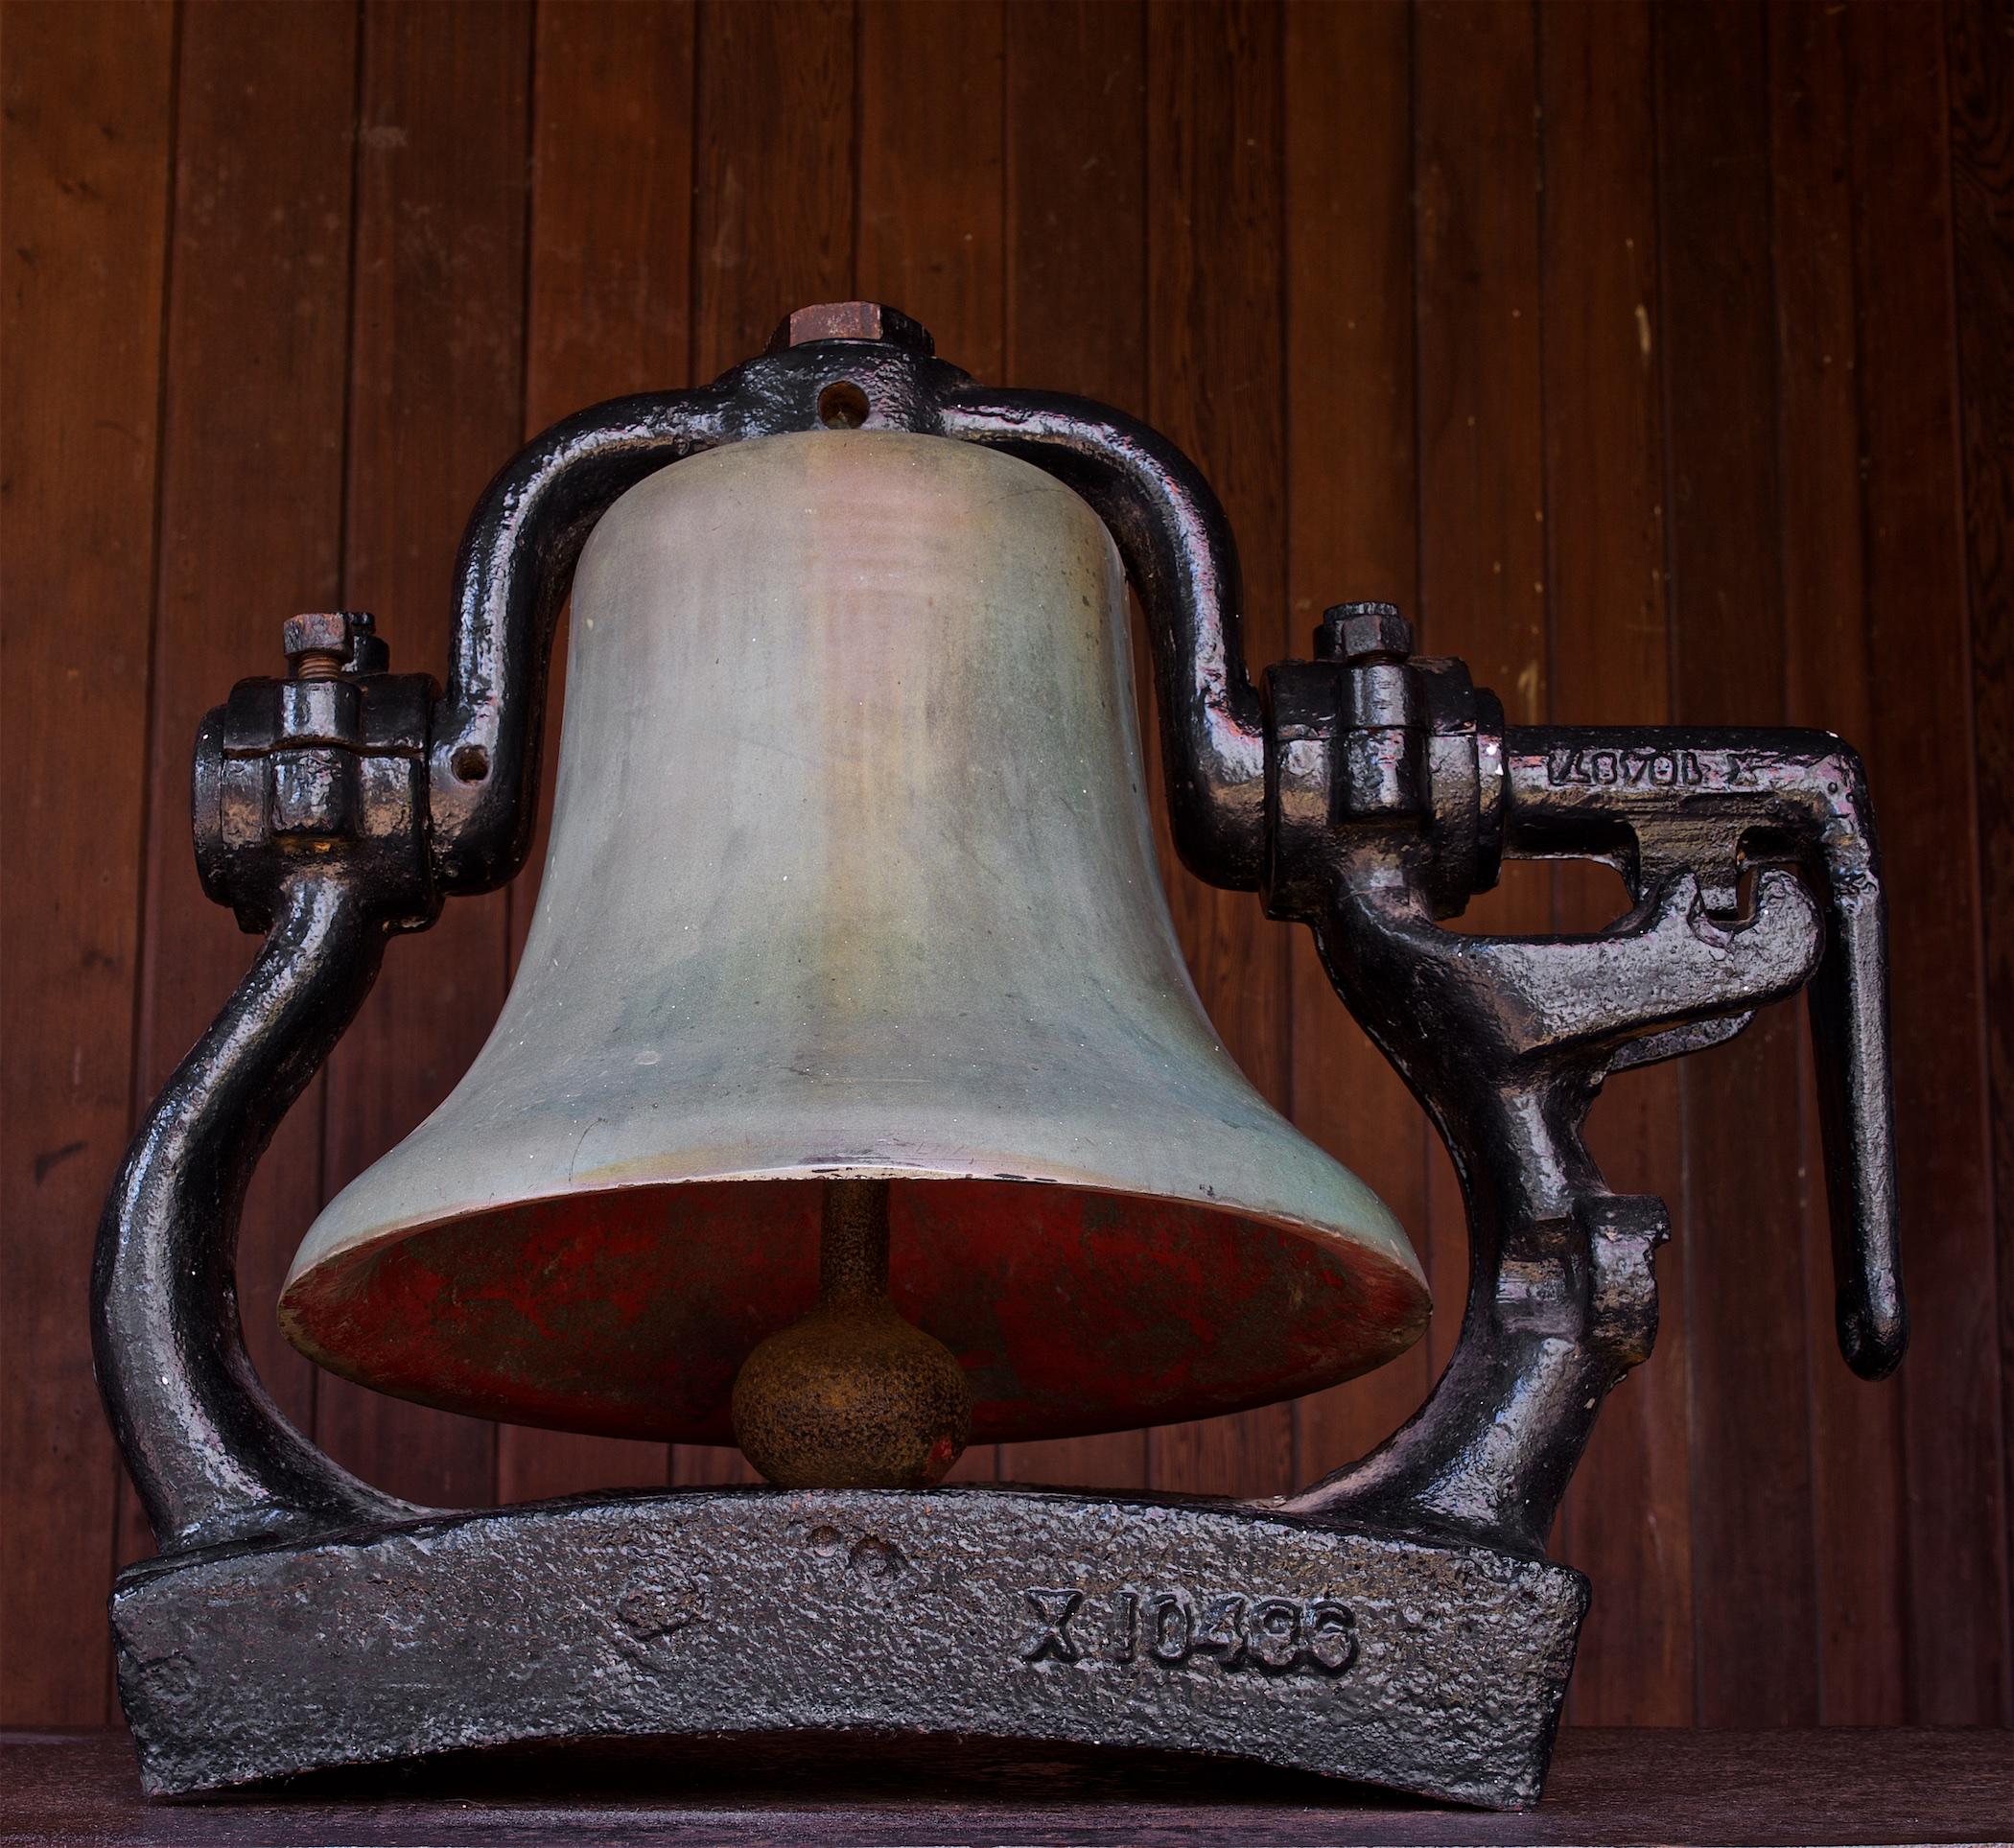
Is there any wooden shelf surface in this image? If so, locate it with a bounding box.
[2,1726,2007,1846]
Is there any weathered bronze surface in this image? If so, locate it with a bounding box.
[92,301,1902,1807]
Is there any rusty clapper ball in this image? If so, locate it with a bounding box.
[731,1181,971,1488]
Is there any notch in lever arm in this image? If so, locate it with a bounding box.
[1499,726,1904,1379]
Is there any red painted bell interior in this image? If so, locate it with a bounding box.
[281,1178,1429,1444]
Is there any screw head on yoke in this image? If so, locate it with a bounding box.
[1319,600,1415,664]
[765,300,936,357]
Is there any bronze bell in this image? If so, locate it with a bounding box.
[277,429,1430,1483]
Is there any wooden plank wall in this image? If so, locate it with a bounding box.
[3,0,2007,1734]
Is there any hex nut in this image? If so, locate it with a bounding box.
[1323,601,1415,663]
[765,300,934,357]
[282,612,350,663]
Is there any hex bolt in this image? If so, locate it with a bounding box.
[764,300,935,356]
[283,612,352,682]
[1318,601,1415,665]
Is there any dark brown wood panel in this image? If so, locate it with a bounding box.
[1946,0,2014,1708]
[1000,0,1145,417]
[1412,0,1549,1414]
[689,0,855,381]
[0,0,176,1727]
[1537,0,1692,1727]
[8,1726,2014,1847]
[4,0,2008,1733]
[857,0,1004,381]
[1768,0,1906,1724]
[316,0,534,1511]
[1142,0,1295,1500]
[508,0,697,951]
[1841,0,2009,1726]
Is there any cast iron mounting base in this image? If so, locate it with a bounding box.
[111,1485,1583,1809]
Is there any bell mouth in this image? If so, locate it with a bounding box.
[277,1175,1429,1447]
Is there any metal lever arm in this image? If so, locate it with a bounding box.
[1502,728,1901,1376]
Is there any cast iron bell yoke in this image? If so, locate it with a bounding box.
[91,300,1903,1806]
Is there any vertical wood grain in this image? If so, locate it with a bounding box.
[1946,0,2014,1698]
[676,0,857,1485]
[1281,0,1435,1488]
[498,0,696,1505]
[690,0,855,382]
[1842,0,2009,1726]
[1767,0,1906,1724]
[1001,0,1144,418]
[1657,0,1817,1727]
[1412,0,1548,1406]
[995,0,1150,1492]
[0,0,176,1726]
[523,0,695,441]
[1537,0,1693,1726]
[316,0,533,1511]
[1143,0,1294,1500]
[857,0,1003,379]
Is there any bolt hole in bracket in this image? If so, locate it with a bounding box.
[93,305,1902,1808]
[817,379,872,429]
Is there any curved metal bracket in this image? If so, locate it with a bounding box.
[939,391,1267,886]
[93,873,419,1555]
[428,331,1270,899]
[1282,866,1824,1550]
[427,389,726,894]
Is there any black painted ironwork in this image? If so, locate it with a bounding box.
[92,303,1902,1808]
